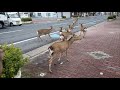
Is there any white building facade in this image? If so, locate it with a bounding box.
[56,12,71,18]
[32,12,57,18]
[32,12,71,18]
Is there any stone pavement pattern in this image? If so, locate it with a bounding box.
[22,17,120,78]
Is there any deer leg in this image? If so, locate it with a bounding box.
[80,31,82,36]
[40,36,43,41]
[38,35,42,41]
[66,50,69,62]
[49,56,53,73]
[83,31,86,38]
[49,34,51,38]
[58,53,62,62]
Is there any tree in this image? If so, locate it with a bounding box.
[61,12,63,17]
[17,12,20,18]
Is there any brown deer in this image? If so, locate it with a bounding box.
[37,26,53,41]
[0,49,4,76]
[59,18,79,41]
[59,27,73,40]
[80,24,87,38]
[48,34,82,72]
[69,18,79,30]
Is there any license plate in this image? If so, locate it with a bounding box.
[17,21,19,24]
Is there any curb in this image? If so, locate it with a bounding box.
[22,21,33,24]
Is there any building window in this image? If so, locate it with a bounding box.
[38,13,41,16]
[46,13,51,16]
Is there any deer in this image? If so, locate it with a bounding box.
[59,17,79,41]
[0,49,4,76]
[59,27,73,41]
[80,24,87,38]
[37,26,53,41]
[69,18,79,30]
[48,34,82,73]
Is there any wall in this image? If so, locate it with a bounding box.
[33,12,57,18]
[63,12,70,18]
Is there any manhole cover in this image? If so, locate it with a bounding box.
[87,51,112,60]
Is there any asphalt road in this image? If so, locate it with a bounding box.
[0,15,108,53]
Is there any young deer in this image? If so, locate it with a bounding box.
[59,27,73,40]
[37,26,53,41]
[48,34,82,72]
[80,24,87,38]
[69,18,79,30]
[0,49,4,76]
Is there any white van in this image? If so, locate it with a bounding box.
[7,12,22,26]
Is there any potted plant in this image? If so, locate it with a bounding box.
[0,44,28,78]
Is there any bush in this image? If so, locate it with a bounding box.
[0,44,28,78]
[107,15,116,20]
[21,18,32,22]
[113,15,116,19]
[107,16,114,19]
[62,16,66,18]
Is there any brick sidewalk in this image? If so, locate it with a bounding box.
[22,17,120,78]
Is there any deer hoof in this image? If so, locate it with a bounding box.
[54,63,57,65]
[66,59,69,62]
[49,70,52,73]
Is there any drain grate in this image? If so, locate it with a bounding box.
[87,51,112,60]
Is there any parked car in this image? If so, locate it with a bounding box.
[0,13,9,29]
[7,12,22,26]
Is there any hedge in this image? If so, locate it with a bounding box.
[62,16,66,18]
[107,15,116,20]
[21,18,32,22]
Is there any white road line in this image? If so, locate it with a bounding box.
[0,29,23,35]
[8,31,60,46]
[8,37,37,46]
[50,31,59,34]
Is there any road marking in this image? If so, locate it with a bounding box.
[8,31,60,46]
[8,37,37,46]
[0,29,23,35]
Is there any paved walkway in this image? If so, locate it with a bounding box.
[22,17,120,78]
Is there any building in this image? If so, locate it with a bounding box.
[56,12,71,18]
[32,12,57,18]
[19,12,30,18]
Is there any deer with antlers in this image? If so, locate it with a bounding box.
[59,18,79,41]
[37,26,53,41]
[48,34,82,73]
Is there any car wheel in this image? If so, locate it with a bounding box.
[10,23,13,27]
[0,22,4,29]
[19,24,22,26]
